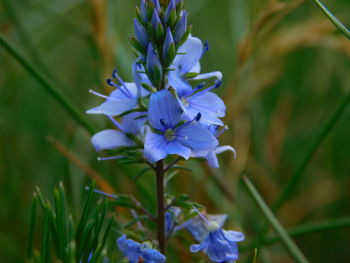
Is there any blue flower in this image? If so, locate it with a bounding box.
[117,235,166,263]
[192,125,237,168]
[168,35,222,95]
[190,226,245,262]
[165,207,181,237]
[91,112,147,154]
[87,71,139,117]
[144,89,218,163]
[175,214,228,242]
[176,80,226,126]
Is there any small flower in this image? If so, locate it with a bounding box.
[117,235,166,263]
[144,89,218,163]
[168,35,222,94]
[165,206,181,237]
[190,225,245,263]
[176,80,226,126]
[87,70,140,117]
[176,213,228,242]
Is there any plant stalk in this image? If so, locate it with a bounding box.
[156,160,166,255]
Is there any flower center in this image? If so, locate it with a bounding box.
[181,96,190,107]
[164,128,176,142]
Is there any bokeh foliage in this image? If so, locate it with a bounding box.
[1,0,350,262]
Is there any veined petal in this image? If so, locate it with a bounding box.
[142,249,166,263]
[223,230,245,242]
[166,141,191,159]
[177,123,218,151]
[188,92,225,117]
[86,98,137,117]
[117,236,142,262]
[174,35,203,74]
[120,112,147,135]
[148,90,182,130]
[206,237,238,262]
[168,70,192,95]
[192,71,223,81]
[144,133,168,163]
[91,130,134,152]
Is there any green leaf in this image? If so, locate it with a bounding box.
[242,176,309,263]
[111,195,137,209]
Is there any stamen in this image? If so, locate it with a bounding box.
[215,125,228,138]
[192,206,210,225]
[108,116,125,132]
[112,69,133,98]
[177,113,201,130]
[190,80,222,99]
[97,156,125,161]
[106,79,132,99]
[89,89,122,102]
[84,187,119,199]
[188,82,206,97]
[202,40,209,57]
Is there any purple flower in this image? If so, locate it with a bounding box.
[144,90,218,163]
[190,227,245,262]
[168,35,222,95]
[117,235,166,263]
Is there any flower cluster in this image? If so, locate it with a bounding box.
[87,0,235,167]
[87,0,243,262]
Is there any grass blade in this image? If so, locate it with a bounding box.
[264,217,350,246]
[242,175,309,263]
[27,193,38,258]
[0,33,96,134]
[273,92,350,211]
[41,203,51,263]
[311,0,350,40]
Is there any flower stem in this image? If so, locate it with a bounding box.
[156,160,166,254]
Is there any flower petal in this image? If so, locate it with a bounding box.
[148,90,182,130]
[192,71,223,81]
[120,112,147,135]
[144,133,168,163]
[168,70,192,95]
[177,123,218,151]
[174,35,203,74]
[223,230,245,242]
[166,141,191,159]
[188,91,226,119]
[91,130,134,152]
[142,248,166,263]
[117,235,141,262]
[87,98,137,116]
[215,145,237,159]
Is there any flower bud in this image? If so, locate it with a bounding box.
[162,27,175,65]
[174,10,187,44]
[134,18,149,50]
[146,43,163,87]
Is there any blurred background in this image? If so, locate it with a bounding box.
[1,0,350,262]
